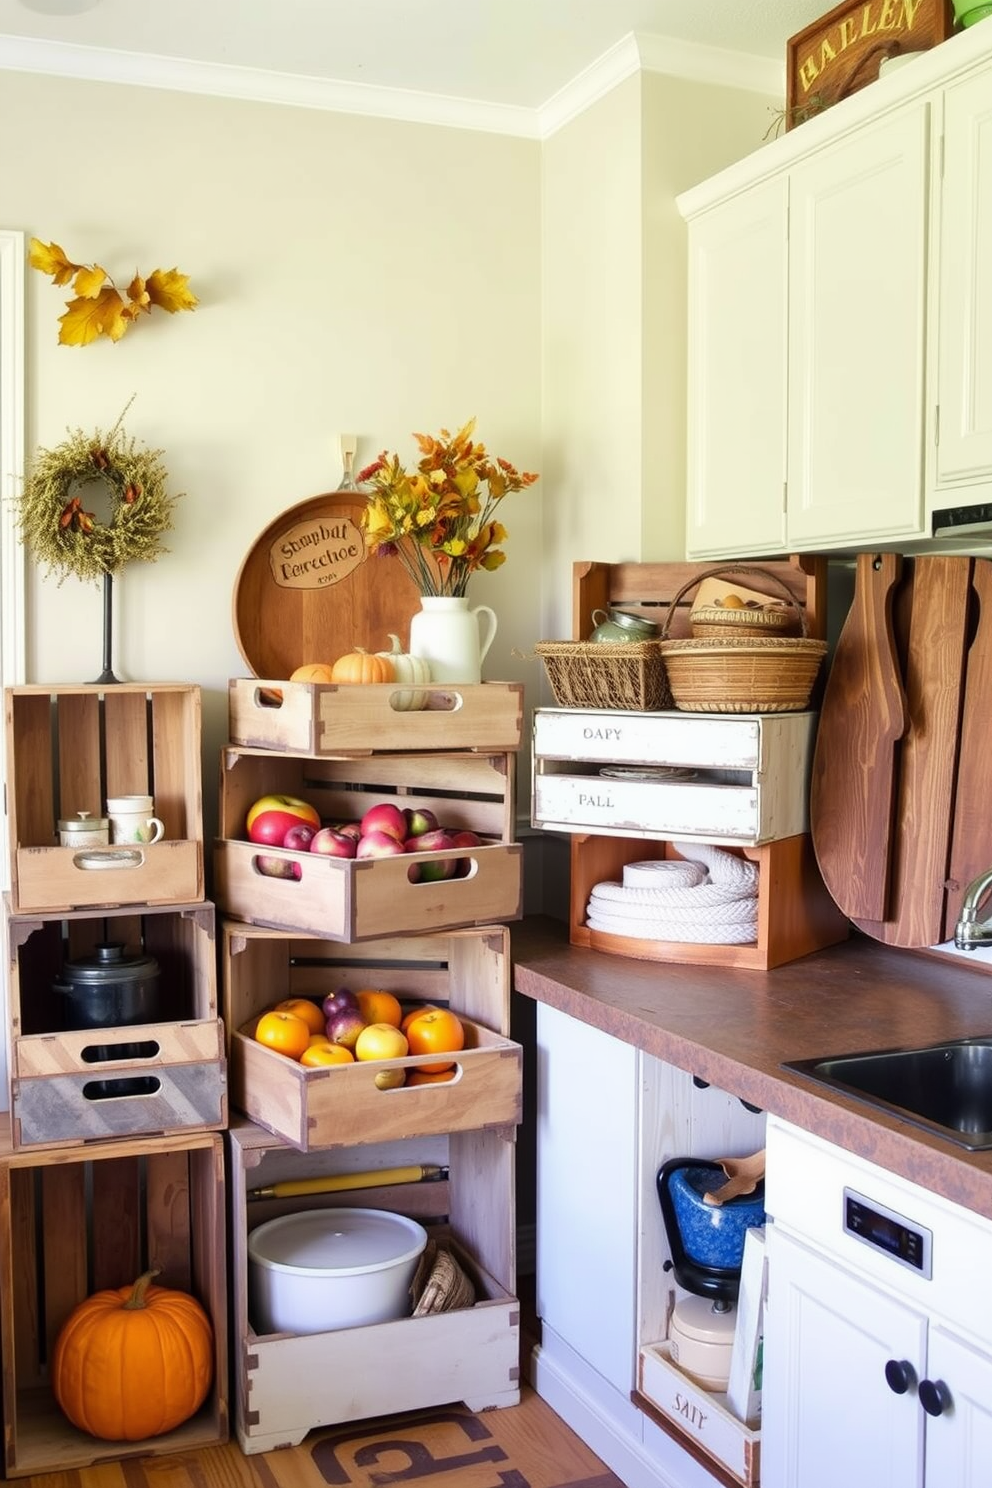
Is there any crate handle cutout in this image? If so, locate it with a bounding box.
[72,847,144,871]
[81,1039,162,1063]
[82,1075,162,1101]
[407,852,479,886]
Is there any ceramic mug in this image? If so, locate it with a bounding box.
[106,794,165,846]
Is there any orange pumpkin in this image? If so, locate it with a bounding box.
[330,648,396,685]
[290,663,336,684]
[51,1269,214,1441]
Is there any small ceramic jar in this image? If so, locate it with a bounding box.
[58,810,109,848]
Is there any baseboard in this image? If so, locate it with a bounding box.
[529,1328,719,1488]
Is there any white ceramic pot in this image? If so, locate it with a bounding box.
[408,596,497,684]
[247,1207,428,1336]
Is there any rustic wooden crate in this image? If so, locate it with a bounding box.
[228,677,524,755]
[637,1343,760,1488]
[4,684,204,913]
[786,0,955,131]
[3,897,226,1150]
[223,922,520,1151]
[532,708,816,846]
[214,748,521,940]
[569,833,849,971]
[0,1121,228,1477]
[228,1117,519,1454]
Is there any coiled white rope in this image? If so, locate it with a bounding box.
[585,841,759,944]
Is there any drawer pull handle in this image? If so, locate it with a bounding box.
[919,1378,951,1417]
[884,1359,916,1395]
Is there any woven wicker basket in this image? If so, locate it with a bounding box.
[689,564,803,638]
[660,566,826,713]
[535,639,673,711]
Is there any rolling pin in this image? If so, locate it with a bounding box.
[248,1164,446,1200]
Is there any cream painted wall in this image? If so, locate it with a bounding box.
[2,71,542,838]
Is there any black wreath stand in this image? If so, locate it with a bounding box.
[88,570,122,685]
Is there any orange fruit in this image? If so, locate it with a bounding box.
[356,989,404,1028]
[300,1042,355,1067]
[290,663,336,684]
[407,1067,456,1085]
[401,1002,438,1033]
[276,998,326,1036]
[254,1010,311,1061]
[306,1033,333,1048]
[354,1023,409,1062]
[404,1007,464,1073]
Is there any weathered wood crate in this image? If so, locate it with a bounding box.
[223,922,520,1151]
[532,708,816,846]
[228,1118,519,1454]
[569,833,848,971]
[3,897,226,1149]
[214,748,521,939]
[228,677,524,755]
[0,1121,228,1477]
[637,1342,760,1488]
[4,684,204,913]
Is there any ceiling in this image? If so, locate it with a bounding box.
[0,0,829,132]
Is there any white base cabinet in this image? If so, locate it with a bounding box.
[763,1117,992,1488]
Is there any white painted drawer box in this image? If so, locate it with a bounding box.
[531,708,815,845]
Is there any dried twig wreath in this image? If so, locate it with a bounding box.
[17,403,182,585]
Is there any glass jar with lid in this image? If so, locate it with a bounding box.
[58,810,109,848]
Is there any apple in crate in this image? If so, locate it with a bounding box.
[406,829,457,883]
[282,822,316,852]
[357,831,407,859]
[310,826,358,858]
[247,794,320,846]
[360,802,407,842]
[327,1006,367,1051]
[404,807,439,838]
[322,987,358,1022]
[255,853,302,880]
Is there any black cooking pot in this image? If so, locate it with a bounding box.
[53,942,162,1030]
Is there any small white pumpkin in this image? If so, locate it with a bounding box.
[376,634,432,711]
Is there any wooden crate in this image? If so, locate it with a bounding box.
[569,833,848,971]
[228,1117,519,1454]
[637,1343,760,1488]
[228,677,524,755]
[0,1121,228,1477]
[223,923,521,1151]
[4,898,226,1149]
[532,708,816,846]
[214,748,521,940]
[4,684,204,914]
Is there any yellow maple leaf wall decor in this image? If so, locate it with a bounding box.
[29,238,198,346]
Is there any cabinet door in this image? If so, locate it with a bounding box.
[685,177,788,558]
[925,1326,992,1488]
[763,1227,926,1488]
[534,1002,638,1393]
[788,103,929,547]
[934,68,992,488]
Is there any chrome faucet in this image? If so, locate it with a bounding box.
[954,869,992,950]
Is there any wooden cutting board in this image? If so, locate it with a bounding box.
[810,552,908,923]
[944,556,992,941]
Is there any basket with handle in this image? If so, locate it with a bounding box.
[659,566,827,714]
[689,564,803,637]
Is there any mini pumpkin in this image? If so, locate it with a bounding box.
[375,633,432,711]
[330,648,396,685]
[290,662,336,684]
[51,1269,214,1441]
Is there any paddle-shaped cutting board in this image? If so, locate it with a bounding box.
[944,557,992,942]
[810,552,908,922]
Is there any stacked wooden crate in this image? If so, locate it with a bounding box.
[0,683,228,1478]
[215,676,526,1453]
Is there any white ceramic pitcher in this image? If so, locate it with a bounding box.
[409,596,497,685]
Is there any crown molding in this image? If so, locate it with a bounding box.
[0,35,541,136]
[0,29,784,140]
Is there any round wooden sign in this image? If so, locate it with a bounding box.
[232,492,422,679]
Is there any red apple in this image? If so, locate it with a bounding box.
[322,986,358,1021]
[449,829,482,848]
[360,802,407,842]
[337,821,362,841]
[246,794,320,846]
[310,826,358,858]
[254,853,302,881]
[412,829,455,853]
[282,822,317,852]
[327,1006,367,1050]
[404,807,439,838]
[356,830,407,859]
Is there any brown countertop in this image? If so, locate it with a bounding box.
[512,917,992,1218]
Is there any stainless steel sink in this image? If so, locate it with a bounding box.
[783,1037,992,1151]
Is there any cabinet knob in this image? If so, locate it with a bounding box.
[884,1359,916,1394]
[919,1378,951,1417]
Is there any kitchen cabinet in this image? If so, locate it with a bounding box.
[678,23,992,560]
[762,1117,992,1488]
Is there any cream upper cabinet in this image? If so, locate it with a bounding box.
[679,23,992,560]
[787,104,929,548]
[930,65,992,499]
[685,177,788,558]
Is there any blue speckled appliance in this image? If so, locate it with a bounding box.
[657,1157,766,1302]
